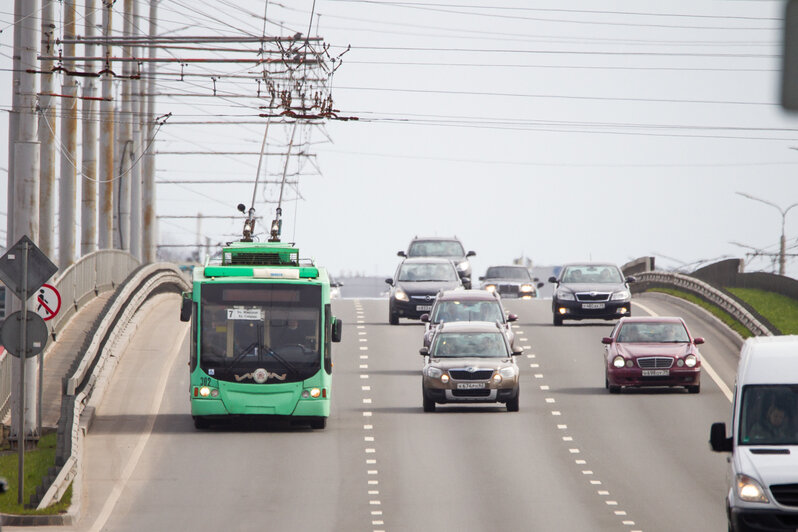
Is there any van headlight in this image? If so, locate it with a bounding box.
[394,287,409,302]
[736,474,769,503]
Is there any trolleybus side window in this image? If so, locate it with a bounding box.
[324,303,332,374]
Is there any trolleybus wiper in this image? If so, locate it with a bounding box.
[261,345,301,377]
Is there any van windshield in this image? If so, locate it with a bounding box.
[739,385,798,446]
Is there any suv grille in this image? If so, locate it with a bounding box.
[637,357,674,369]
[497,284,519,297]
[450,369,494,380]
[771,484,798,507]
[452,389,492,397]
[575,292,610,302]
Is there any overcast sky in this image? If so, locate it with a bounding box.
[3,0,798,279]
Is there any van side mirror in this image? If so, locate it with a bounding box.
[709,422,733,452]
[601,337,613,345]
[332,318,342,343]
[180,296,193,322]
[419,347,429,356]
[694,337,705,345]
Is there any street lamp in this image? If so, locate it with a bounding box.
[736,192,798,275]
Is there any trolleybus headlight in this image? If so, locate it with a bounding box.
[684,354,697,368]
[302,390,310,399]
[310,388,321,398]
[612,356,626,369]
[199,386,211,397]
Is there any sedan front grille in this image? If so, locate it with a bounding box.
[771,484,798,507]
[450,369,494,380]
[637,357,674,369]
[575,292,610,302]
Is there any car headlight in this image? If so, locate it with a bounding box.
[394,287,409,301]
[684,354,697,368]
[492,373,503,383]
[612,355,626,368]
[611,290,631,301]
[557,290,575,301]
[457,261,469,272]
[520,284,533,293]
[500,367,517,378]
[485,284,497,293]
[736,474,769,503]
[425,367,442,378]
[441,374,450,383]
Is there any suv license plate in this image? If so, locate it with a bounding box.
[416,305,433,312]
[642,369,669,377]
[457,382,486,390]
[582,303,605,309]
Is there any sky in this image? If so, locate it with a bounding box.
[3,0,798,279]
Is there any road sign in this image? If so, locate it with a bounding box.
[0,235,57,301]
[0,311,48,359]
[33,284,61,321]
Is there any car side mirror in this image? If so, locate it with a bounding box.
[397,251,407,257]
[512,347,523,356]
[537,282,544,289]
[331,318,343,343]
[478,276,485,281]
[694,337,705,345]
[507,313,518,322]
[466,251,476,258]
[625,276,636,283]
[601,337,613,345]
[385,278,394,286]
[548,276,557,283]
[461,276,470,285]
[710,422,733,452]
[420,313,430,323]
[180,296,193,322]
[419,347,429,356]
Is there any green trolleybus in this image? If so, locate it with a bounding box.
[180,240,342,429]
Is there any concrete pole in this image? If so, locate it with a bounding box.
[11,0,42,443]
[38,0,57,258]
[130,0,142,259]
[7,0,22,252]
[142,0,159,262]
[98,1,114,249]
[81,0,99,255]
[59,0,78,269]
[114,0,134,251]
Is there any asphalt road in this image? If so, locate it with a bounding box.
[12,291,738,532]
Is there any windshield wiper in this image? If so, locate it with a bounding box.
[262,345,301,377]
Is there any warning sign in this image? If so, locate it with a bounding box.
[33,283,61,321]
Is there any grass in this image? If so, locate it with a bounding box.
[647,287,753,338]
[0,432,72,514]
[726,287,798,335]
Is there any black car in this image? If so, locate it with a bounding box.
[479,265,544,299]
[549,263,634,326]
[398,236,475,289]
[386,258,463,324]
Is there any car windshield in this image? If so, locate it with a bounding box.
[616,322,690,343]
[739,385,798,446]
[431,300,504,324]
[561,265,623,284]
[485,267,531,280]
[398,262,458,282]
[408,240,465,258]
[199,284,321,383]
[431,332,508,358]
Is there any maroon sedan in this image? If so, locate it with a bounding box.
[602,316,704,394]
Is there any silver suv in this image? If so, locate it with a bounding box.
[399,236,475,289]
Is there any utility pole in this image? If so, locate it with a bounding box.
[38,0,56,258]
[81,0,98,255]
[130,0,142,259]
[736,192,798,276]
[142,0,159,262]
[98,1,114,249]
[59,0,78,269]
[114,0,134,252]
[11,0,43,445]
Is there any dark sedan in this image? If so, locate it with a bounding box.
[603,316,703,393]
[479,265,543,299]
[386,258,463,324]
[549,263,634,326]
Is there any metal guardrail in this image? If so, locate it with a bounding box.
[632,271,775,337]
[37,262,189,509]
[0,250,140,424]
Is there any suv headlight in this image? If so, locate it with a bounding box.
[394,287,409,302]
[425,367,442,378]
[457,261,469,272]
[557,290,575,301]
[520,284,533,293]
[736,474,769,503]
[611,290,631,301]
[485,284,497,293]
[500,366,517,378]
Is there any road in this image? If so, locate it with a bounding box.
[12,291,737,531]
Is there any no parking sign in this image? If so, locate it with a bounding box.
[33,283,61,321]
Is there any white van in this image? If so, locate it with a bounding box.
[710,335,798,532]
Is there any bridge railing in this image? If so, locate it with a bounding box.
[0,250,141,423]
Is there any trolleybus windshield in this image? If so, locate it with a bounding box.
[200,284,322,383]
